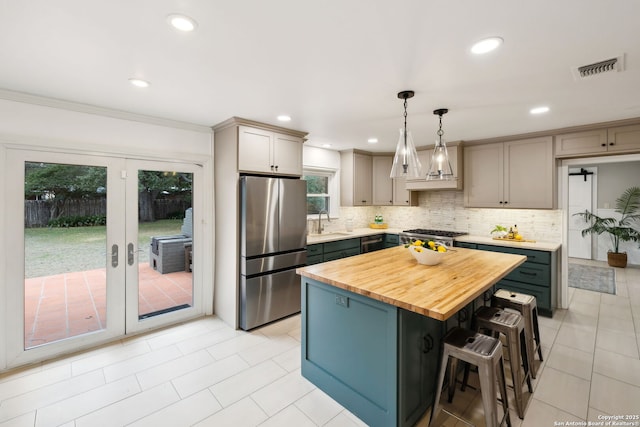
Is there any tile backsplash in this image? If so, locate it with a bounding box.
[323,190,563,243]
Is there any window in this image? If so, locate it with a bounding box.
[303,168,337,217]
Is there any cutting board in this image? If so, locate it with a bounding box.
[369,223,388,229]
[492,236,536,243]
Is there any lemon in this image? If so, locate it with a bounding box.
[437,246,447,253]
[428,241,436,248]
[515,234,523,241]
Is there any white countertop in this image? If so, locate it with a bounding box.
[306,229,561,251]
[306,227,403,244]
[454,235,561,252]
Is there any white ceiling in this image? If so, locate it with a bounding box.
[2,1,640,152]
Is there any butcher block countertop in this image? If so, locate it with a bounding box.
[296,245,526,321]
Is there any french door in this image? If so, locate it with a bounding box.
[4,149,202,367]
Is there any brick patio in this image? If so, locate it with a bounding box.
[23,265,192,348]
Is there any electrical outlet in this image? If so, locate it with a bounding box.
[335,295,349,307]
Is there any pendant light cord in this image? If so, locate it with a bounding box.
[403,96,408,148]
[437,113,444,146]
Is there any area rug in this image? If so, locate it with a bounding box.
[568,264,616,295]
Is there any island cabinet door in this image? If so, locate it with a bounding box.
[397,309,443,427]
[301,278,399,427]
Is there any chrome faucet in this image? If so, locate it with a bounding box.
[318,209,331,234]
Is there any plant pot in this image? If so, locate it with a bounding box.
[607,252,627,268]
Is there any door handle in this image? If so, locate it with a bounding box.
[111,244,119,267]
[128,243,135,266]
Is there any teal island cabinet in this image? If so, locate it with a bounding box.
[297,246,526,427]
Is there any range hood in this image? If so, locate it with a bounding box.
[405,141,463,191]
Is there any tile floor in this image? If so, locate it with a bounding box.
[1,259,639,426]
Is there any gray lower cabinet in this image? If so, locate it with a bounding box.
[477,244,557,316]
[301,278,442,427]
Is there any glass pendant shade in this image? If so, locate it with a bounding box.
[390,128,422,179]
[425,141,455,180]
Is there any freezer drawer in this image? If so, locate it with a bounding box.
[240,268,301,330]
[242,250,306,276]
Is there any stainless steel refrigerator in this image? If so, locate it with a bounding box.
[239,176,307,330]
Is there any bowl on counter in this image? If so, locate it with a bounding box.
[408,245,446,266]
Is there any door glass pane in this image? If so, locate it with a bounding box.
[24,162,108,349]
[137,170,193,319]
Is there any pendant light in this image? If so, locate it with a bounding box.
[390,91,422,179]
[426,108,455,181]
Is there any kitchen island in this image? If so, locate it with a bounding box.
[296,245,526,427]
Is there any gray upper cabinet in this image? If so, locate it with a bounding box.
[555,124,640,157]
[371,155,418,206]
[464,137,554,209]
[341,150,372,206]
[372,156,394,205]
[238,125,304,176]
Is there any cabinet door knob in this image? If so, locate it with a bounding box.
[275,165,279,171]
[270,165,275,170]
[601,143,606,147]
[609,142,614,146]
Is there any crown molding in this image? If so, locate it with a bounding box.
[0,88,212,134]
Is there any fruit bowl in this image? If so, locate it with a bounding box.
[408,245,446,266]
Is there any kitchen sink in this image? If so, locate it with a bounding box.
[308,231,353,237]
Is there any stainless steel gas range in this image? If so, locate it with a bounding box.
[398,228,468,247]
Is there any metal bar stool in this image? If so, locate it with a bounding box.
[430,327,511,427]
[491,289,544,379]
[471,306,533,419]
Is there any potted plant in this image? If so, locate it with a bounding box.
[574,186,640,267]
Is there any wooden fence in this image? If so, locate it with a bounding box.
[25,199,191,227]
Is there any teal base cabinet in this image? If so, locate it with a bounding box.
[477,244,557,317]
[306,244,323,265]
[384,233,399,248]
[453,241,477,249]
[323,238,360,261]
[301,278,442,427]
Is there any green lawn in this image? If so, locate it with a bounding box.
[25,219,185,278]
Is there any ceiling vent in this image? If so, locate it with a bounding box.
[572,54,625,80]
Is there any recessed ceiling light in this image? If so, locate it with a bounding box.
[367,138,378,144]
[128,78,150,88]
[277,115,291,122]
[530,106,550,115]
[322,143,332,148]
[471,37,503,54]
[167,14,197,32]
